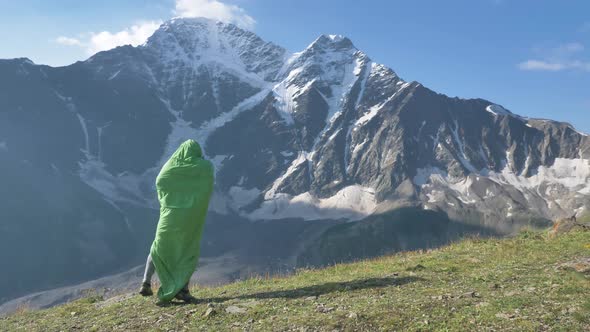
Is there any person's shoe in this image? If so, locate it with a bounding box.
[139,282,153,296]
[174,288,197,303]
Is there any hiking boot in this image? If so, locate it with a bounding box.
[139,282,153,296]
[174,288,197,303]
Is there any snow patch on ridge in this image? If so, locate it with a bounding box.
[55,90,96,158]
[157,97,197,166]
[271,68,313,125]
[108,70,121,80]
[485,104,511,116]
[352,138,368,155]
[194,87,272,151]
[451,120,477,173]
[229,186,261,209]
[250,185,376,221]
[78,157,151,207]
[414,157,590,212]
[487,158,590,194]
[329,128,342,141]
[415,167,479,206]
[75,114,90,154]
[354,81,410,127]
[265,152,308,199]
[323,56,363,124]
[568,125,589,137]
[97,123,111,162]
[209,155,228,175]
[327,34,346,42]
[355,104,381,127]
[280,151,294,157]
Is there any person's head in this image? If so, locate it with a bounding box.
[174,139,203,162]
[183,140,202,157]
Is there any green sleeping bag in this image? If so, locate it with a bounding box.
[150,139,214,302]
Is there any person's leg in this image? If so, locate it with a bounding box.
[139,254,155,296]
[174,281,196,302]
[142,254,156,284]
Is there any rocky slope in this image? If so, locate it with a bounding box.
[1,17,589,303]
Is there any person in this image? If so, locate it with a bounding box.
[139,139,214,303]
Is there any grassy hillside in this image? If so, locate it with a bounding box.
[2,228,589,331]
[298,208,500,267]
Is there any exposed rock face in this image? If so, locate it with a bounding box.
[0,17,589,302]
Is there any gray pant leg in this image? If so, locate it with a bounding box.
[142,254,156,284]
[142,253,189,292]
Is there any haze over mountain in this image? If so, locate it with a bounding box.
[1,17,589,307]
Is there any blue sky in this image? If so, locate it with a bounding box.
[1,0,589,132]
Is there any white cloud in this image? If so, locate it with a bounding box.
[519,42,590,72]
[569,60,590,71]
[53,0,256,57]
[87,21,162,54]
[174,0,256,29]
[518,60,590,72]
[551,42,584,57]
[518,60,565,71]
[56,21,162,55]
[55,36,83,47]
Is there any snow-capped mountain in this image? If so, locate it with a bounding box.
[65,17,590,223]
[1,17,589,303]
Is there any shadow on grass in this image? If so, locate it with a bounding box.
[157,275,423,307]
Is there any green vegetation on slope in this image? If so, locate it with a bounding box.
[298,208,500,266]
[2,229,589,331]
[579,212,590,224]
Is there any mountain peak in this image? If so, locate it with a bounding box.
[1,57,35,65]
[144,16,286,82]
[167,16,220,25]
[150,16,228,44]
[149,16,259,45]
[307,34,356,52]
[159,16,238,32]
